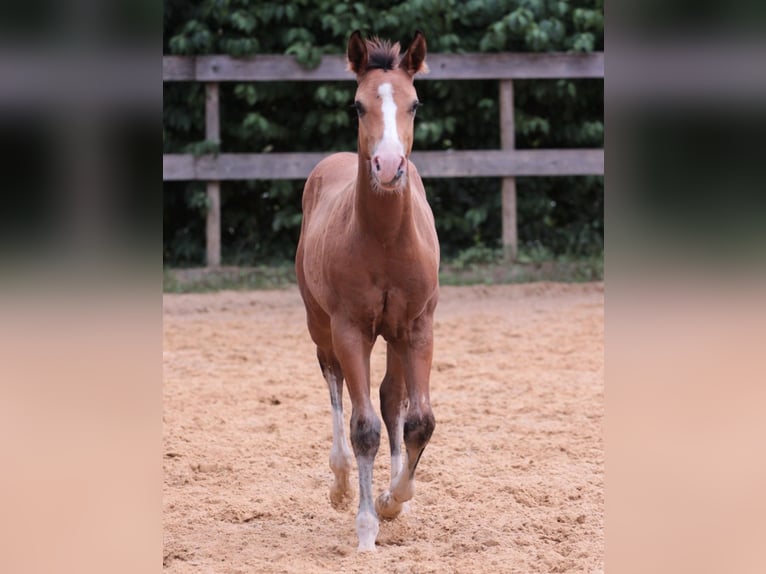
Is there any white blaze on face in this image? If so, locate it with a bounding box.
[376,82,404,157]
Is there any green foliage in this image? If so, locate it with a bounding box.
[163,265,297,293]
[163,0,603,266]
[449,245,504,270]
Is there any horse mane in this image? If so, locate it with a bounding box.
[364,37,401,72]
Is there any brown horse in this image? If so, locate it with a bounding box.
[295,31,439,551]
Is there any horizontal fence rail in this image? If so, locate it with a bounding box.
[163,51,604,265]
[163,52,603,82]
[164,149,604,181]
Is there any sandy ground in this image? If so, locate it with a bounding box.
[163,282,604,573]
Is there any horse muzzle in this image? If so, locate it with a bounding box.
[372,153,407,190]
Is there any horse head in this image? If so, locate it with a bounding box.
[347,30,428,193]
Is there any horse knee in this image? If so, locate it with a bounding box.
[404,410,435,449]
[350,414,381,458]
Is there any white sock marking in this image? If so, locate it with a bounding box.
[390,453,402,481]
[325,370,352,471]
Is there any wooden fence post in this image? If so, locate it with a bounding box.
[499,79,517,262]
[205,82,221,268]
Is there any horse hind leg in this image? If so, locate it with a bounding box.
[317,349,354,510]
[376,332,436,521]
[377,396,435,521]
[376,344,410,520]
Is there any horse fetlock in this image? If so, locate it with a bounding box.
[329,448,354,510]
[329,449,353,473]
[329,478,354,510]
[392,473,415,502]
[375,490,402,520]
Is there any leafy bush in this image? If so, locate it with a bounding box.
[163,0,603,266]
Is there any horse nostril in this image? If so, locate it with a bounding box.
[374,157,381,172]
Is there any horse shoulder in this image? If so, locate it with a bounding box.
[302,153,355,215]
[299,153,361,313]
[406,161,440,259]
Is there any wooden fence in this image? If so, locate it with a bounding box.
[163,52,604,266]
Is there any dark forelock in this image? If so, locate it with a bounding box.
[364,38,401,72]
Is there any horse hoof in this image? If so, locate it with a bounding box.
[329,483,354,510]
[357,540,377,552]
[356,511,379,551]
[375,491,402,520]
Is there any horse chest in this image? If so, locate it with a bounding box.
[371,288,406,340]
[369,272,436,340]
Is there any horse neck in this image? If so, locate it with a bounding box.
[354,153,414,244]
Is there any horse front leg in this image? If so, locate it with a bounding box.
[331,318,381,551]
[376,314,436,519]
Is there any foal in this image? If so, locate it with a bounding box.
[295,30,439,551]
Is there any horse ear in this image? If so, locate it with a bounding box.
[347,30,368,76]
[400,30,428,77]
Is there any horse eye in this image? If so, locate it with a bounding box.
[409,101,421,114]
[354,101,366,117]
